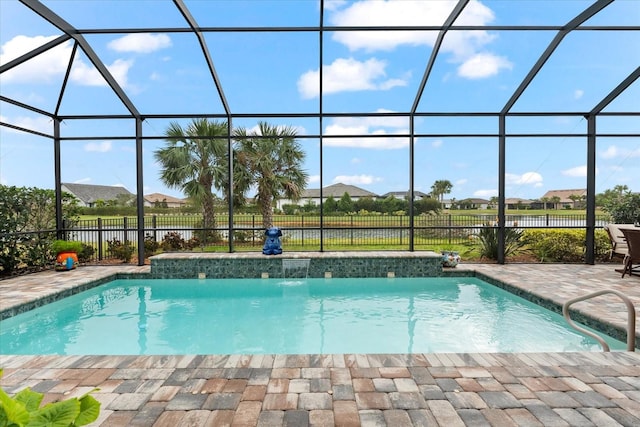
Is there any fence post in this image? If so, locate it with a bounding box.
[97,218,103,261]
[350,216,354,246]
[152,215,157,242]
[123,217,128,243]
[400,215,403,245]
[301,214,305,246]
[546,213,549,227]
[448,213,452,245]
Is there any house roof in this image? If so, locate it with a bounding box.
[505,198,534,205]
[144,193,186,204]
[301,183,378,199]
[460,198,491,204]
[380,191,430,199]
[61,183,133,204]
[541,189,586,203]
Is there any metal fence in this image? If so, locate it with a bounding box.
[59,213,611,262]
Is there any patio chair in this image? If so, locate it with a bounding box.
[620,228,640,278]
[604,224,629,259]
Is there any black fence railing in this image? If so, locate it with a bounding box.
[0,213,615,274]
[59,213,611,260]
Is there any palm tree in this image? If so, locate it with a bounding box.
[154,118,230,240]
[234,122,308,229]
[431,179,453,205]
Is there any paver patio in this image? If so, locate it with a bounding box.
[1,262,639,426]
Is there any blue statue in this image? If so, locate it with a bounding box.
[262,227,283,255]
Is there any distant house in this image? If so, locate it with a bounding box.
[277,183,378,210]
[540,189,586,209]
[380,190,430,200]
[61,183,134,207]
[458,198,491,210]
[505,198,534,209]
[144,193,187,208]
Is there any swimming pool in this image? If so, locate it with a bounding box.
[0,277,625,354]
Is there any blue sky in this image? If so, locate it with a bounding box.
[1,0,639,202]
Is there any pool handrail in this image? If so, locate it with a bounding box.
[562,289,636,352]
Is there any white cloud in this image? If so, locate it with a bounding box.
[561,165,598,177]
[505,172,543,186]
[456,178,468,185]
[457,52,512,79]
[328,0,494,54]
[351,157,362,164]
[74,177,92,184]
[473,189,497,198]
[1,35,73,84]
[332,175,382,185]
[1,35,134,88]
[107,33,172,53]
[432,139,443,148]
[297,57,407,99]
[0,114,52,134]
[84,141,112,152]
[71,58,134,87]
[307,175,321,184]
[325,0,510,81]
[600,145,640,159]
[323,113,409,149]
[0,174,7,185]
[574,89,584,99]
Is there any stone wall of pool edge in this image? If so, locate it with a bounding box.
[149,252,443,279]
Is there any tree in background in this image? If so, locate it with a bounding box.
[234,122,307,229]
[338,192,354,213]
[600,186,640,223]
[323,196,338,214]
[155,119,231,241]
[430,180,453,206]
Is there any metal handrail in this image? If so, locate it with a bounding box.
[563,289,636,352]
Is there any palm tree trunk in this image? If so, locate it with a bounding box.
[260,192,273,229]
[202,192,217,243]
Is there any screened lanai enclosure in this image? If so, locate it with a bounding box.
[1,0,639,265]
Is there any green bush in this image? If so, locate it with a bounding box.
[161,232,186,251]
[78,243,95,263]
[522,229,610,262]
[106,239,135,262]
[144,233,161,255]
[0,369,100,426]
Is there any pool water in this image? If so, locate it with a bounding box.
[0,277,625,355]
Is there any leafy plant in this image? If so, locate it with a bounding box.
[144,233,161,255]
[106,238,135,262]
[602,191,640,224]
[51,240,84,255]
[523,229,611,262]
[0,369,100,426]
[162,232,186,251]
[78,243,95,263]
[476,225,525,260]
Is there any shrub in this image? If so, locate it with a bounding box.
[602,192,640,224]
[0,369,100,426]
[522,229,610,262]
[78,243,95,263]
[162,232,186,251]
[144,233,161,255]
[106,238,135,262]
[476,225,526,260]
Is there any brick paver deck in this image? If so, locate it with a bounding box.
[1,262,639,426]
